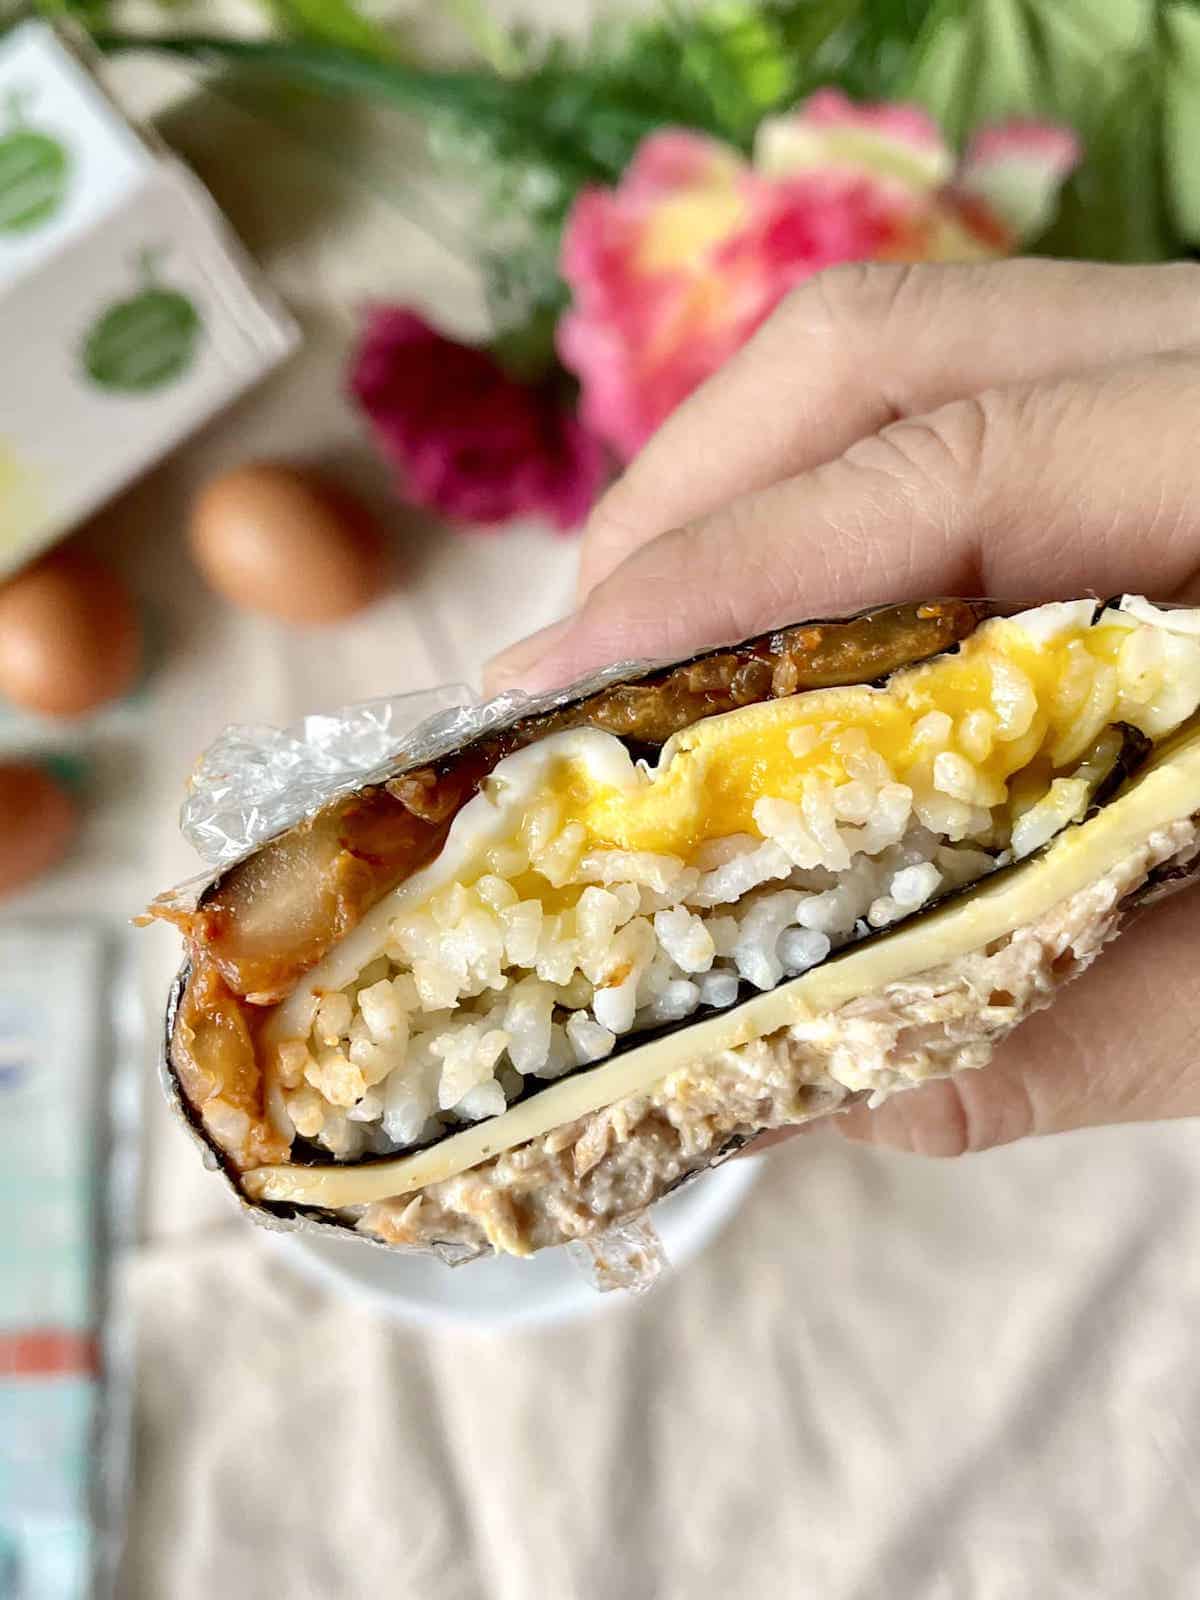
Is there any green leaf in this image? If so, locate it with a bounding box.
[1031,0,1176,259]
[906,0,1186,260]
[902,10,972,132]
[1163,3,1200,239]
[1043,65,1173,260]
[98,32,664,187]
[443,0,524,75]
[778,0,948,103]
[689,4,797,127]
[975,0,1042,118]
[20,0,113,26]
[1050,0,1155,54]
[260,0,402,60]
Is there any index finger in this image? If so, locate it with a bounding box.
[519,356,1200,693]
[577,260,1200,600]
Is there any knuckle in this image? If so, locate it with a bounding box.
[881,1070,1033,1159]
[956,1068,1036,1154]
[844,390,999,502]
[780,260,944,348]
[575,491,647,592]
[581,498,634,559]
[585,474,642,541]
[912,1079,972,1158]
[836,1067,1033,1159]
[810,260,918,330]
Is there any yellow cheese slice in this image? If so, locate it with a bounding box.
[242,723,1200,1210]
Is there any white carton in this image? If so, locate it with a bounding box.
[0,21,299,578]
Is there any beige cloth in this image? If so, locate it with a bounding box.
[71,36,1200,1600]
[122,1126,1200,1600]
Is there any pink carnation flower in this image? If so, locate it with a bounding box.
[349,309,605,532]
[560,92,1080,459]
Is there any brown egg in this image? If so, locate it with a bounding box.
[0,762,77,898]
[0,548,142,718]
[189,462,390,624]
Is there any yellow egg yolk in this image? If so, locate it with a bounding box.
[545,616,1144,859]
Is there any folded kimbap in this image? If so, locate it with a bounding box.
[154,596,1200,1258]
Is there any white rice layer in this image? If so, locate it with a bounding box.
[255,598,1200,1162]
[275,747,999,1159]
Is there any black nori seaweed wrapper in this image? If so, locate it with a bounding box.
[159,597,1175,1241]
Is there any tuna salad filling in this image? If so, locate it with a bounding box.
[252,597,1200,1166]
[360,814,1200,1257]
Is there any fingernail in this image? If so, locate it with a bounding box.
[484,614,576,695]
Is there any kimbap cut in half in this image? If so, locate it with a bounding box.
[155,596,1200,1258]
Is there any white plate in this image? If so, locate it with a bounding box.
[265,1156,763,1332]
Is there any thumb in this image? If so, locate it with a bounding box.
[787,887,1200,1159]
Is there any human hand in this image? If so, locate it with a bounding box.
[486,259,1200,1158]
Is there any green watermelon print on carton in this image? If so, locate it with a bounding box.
[0,88,70,235]
[82,249,202,393]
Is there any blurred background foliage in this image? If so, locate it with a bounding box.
[6,2,1200,324]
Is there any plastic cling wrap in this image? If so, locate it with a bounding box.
[167,668,691,1289]
[178,685,476,869]
[176,659,662,878]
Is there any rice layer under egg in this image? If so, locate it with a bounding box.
[268,600,1200,1158]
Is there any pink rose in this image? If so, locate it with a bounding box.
[349,309,606,532]
[560,93,1080,459]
